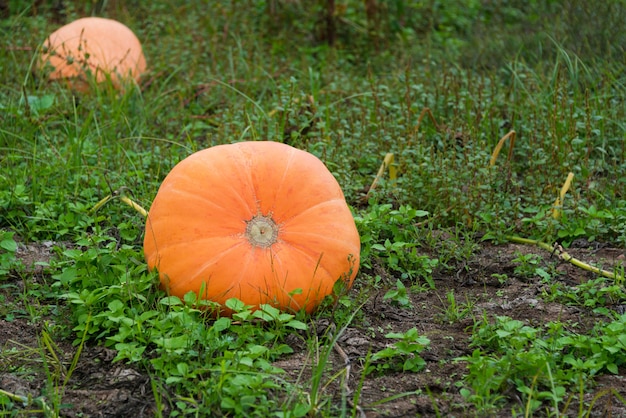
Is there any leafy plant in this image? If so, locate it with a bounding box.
[456,348,507,413]
[356,204,438,287]
[0,231,21,277]
[459,314,626,414]
[383,279,412,308]
[367,327,430,375]
[543,276,626,312]
[512,251,553,281]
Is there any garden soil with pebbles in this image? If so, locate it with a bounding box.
[2,240,626,417]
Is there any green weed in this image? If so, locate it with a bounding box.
[0,231,21,277]
[366,327,430,375]
[435,290,475,324]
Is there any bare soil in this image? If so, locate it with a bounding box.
[2,240,625,417]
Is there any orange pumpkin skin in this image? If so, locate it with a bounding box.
[39,17,146,91]
[143,141,360,314]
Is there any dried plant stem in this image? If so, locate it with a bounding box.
[120,196,148,217]
[506,235,621,280]
[91,192,148,218]
[366,152,395,200]
[489,130,516,167]
[552,172,574,219]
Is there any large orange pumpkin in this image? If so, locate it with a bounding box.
[143,141,360,314]
[39,17,146,91]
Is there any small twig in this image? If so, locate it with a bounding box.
[506,235,622,280]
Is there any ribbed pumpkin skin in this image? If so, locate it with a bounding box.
[144,141,360,314]
[40,17,146,91]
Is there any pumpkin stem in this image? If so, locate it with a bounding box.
[505,235,622,280]
[245,214,279,248]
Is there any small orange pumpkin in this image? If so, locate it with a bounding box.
[39,17,146,91]
[143,141,360,314]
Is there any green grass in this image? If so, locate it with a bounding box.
[2,1,626,416]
